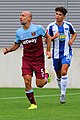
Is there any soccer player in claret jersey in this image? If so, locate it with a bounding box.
[3,11,51,109]
[46,7,77,104]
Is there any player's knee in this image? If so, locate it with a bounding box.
[24,78,31,86]
[36,79,46,88]
[23,75,32,86]
[36,82,45,88]
[25,80,30,85]
[61,70,67,76]
[36,84,44,88]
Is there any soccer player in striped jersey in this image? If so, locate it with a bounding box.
[3,11,51,109]
[46,7,77,103]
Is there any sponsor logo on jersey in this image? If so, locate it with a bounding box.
[22,38,37,44]
[59,33,66,41]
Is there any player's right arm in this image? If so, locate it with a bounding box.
[51,32,60,41]
[3,42,20,55]
[46,23,59,41]
[3,29,21,55]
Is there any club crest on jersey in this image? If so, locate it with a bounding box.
[31,32,36,36]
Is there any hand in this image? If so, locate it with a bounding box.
[46,51,52,59]
[68,40,73,46]
[3,48,10,55]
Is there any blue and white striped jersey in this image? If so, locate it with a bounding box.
[47,21,76,59]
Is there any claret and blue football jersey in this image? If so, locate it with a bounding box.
[15,23,46,61]
[15,23,46,43]
[47,21,76,59]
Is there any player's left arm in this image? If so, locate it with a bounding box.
[68,32,77,46]
[40,25,51,58]
[45,32,52,58]
[68,24,77,45]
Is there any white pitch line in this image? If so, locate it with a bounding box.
[0,96,26,100]
[35,93,80,98]
[0,92,80,100]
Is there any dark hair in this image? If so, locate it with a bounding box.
[55,7,67,16]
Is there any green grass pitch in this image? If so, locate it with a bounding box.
[0,88,80,120]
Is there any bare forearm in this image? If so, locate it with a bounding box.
[3,42,20,55]
[51,32,60,41]
[71,33,77,42]
[68,33,77,45]
[47,40,51,51]
[46,34,51,51]
[44,33,51,58]
[8,43,20,52]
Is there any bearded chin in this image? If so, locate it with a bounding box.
[21,22,27,25]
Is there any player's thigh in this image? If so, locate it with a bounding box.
[23,74,32,83]
[61,56,71,75]
[53,58,62,71]
[23,75,32,90]
[33,63,45,79]
[56,70,61,78]
[22,59,33,76]
[61,55,72,66]
[61,64,69,75]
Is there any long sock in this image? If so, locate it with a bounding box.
[25,89,36,105]
[61,75,68,95]
[56,77,61,89]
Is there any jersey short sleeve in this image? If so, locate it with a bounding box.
[38,25,46,37]
[68,22,76,34]
[46,22,54,36]
[15,30,21,44]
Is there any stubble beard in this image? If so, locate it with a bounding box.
[21,21,27,25]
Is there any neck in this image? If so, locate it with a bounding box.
[56,21,63,26]
[23,22,31,30]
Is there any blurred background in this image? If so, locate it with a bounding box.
[0,0,80,88]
